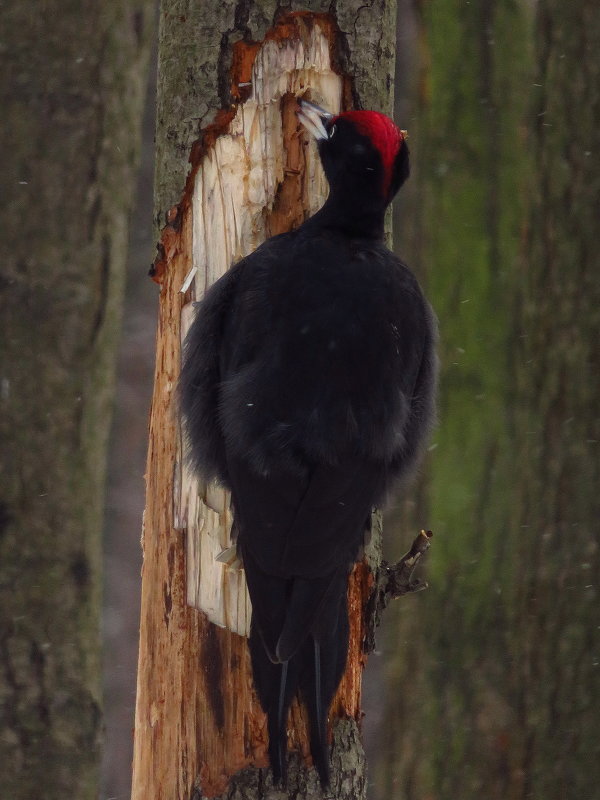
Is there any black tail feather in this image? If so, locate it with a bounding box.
[275,572,340,663]
[272,661,289,782]
[245,546,351,786]
[307,639,330,787]
[299,577,350,787]
[243,548,289,663]
[313,641,323,742]
[250,624,299,784]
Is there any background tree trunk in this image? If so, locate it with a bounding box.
[0,3,154,798]
[131,2,397,798]
[373,0,600,797]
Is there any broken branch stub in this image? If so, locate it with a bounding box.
[364,529,433,655]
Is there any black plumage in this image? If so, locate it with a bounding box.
[179,102,437,785]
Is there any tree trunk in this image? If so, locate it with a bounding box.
[131,2,397,798]
[374,0,600,798]
[0,3,154,798]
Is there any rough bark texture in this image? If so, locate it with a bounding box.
[373,0,600,798]
[0,3,154,798]
[132,2,396,798]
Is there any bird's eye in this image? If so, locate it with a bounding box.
[328,124,337,139]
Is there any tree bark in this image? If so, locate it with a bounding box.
[0,3,154,798]
[374,0,600,798]
[132,2,397,798]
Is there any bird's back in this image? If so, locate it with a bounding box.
[218,226,433,478]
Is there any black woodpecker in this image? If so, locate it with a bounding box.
[179,101,438,786]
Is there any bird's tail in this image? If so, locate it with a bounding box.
[245,552,350,786]
[249,624,299,783]
[298,576,349,787]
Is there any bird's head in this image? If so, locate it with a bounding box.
[298,101,410,208]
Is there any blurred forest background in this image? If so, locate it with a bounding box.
[1,0,598,799]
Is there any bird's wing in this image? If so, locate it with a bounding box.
[228,453,385,578]
[227,452,385,651]
[386,275,438,480]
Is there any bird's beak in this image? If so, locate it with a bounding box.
[297,100,333,141]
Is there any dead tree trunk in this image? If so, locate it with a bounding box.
[131,3,397,798]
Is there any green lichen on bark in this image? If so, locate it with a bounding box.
[0,2,155,797]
